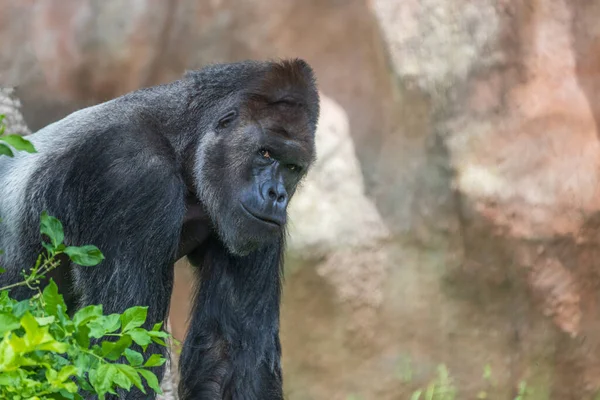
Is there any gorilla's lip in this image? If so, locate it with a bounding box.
[240,202,283,227]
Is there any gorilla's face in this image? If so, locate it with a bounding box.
[192,62,318,256]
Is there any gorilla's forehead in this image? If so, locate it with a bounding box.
[187,59,320,131]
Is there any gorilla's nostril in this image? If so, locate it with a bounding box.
[268,188,277,200]
[277,195,286,203]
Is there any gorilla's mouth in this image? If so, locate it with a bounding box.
[240,202,282,227]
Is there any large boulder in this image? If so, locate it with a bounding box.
[286,95,390,342]
[372,0,600,397]
[287,95,389,257]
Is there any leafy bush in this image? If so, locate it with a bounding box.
[0,114,170,399]
[409,363,532,400]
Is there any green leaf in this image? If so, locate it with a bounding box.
[42,279,67,317]
[0,291,12,311]
[42,241,55,255]
[59,389,78,399]
[34,315,55,326]
[138,368,163,394]
[124,348,144,367]
[88,313,121,338]
[37,335,69,353]
[73,304,103,327]
[143,354,166,368]
[128,328,152,349]
[0,143,14,157]
[0,290,12,304]
[0,313,20,335]
[112,368,133,391]
[151,337,167,347]
[151,321,163,331]
[0,134,36,153]
[0,336,16,367]
[57,365,78,382]
[147,330,169,338]
[12,299,34,318]
[64,245,104,267]
[74,352,95,376]
[0,267,5,274]
[104,314,122,333]
[92,363,117,397]
[114,364,145,393]
[121,306,147,332]
[56,304,74,334]
[87,368,98,394]
[101,335,133,361]
[20,312,43,345]
[74,324,91,348]
[40,211,64,248]
[76,373,95,392]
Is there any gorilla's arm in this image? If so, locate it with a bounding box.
[178,237,284,400]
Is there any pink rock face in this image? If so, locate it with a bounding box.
[374,0,600,397]
[455,0,600,345]
[456,0,600,240]
[30,0,170,101]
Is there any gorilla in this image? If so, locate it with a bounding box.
[0,59,319,399]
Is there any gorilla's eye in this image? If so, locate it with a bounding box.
[260,149,271,159]
[272,97,302,108]
[287,164,301,173]
[217,110,238,130]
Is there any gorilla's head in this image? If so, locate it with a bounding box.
[187,59,319,256]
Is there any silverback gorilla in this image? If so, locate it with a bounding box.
[0,59,320,399]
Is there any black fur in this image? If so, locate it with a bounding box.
[178,236,285,399]
[0,59,319,399]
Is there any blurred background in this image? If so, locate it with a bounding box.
[2,0,600,399]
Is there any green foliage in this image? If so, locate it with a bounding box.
[513,381,531,400]
[0,121,170,400]
[409,363,534,400]
[1,213,104,295]
[0,279,168,399]
[0,213,169,399]
[0,114,36,157]
[411,364,457,400]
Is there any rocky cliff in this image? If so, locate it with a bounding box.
[2,1,600,398]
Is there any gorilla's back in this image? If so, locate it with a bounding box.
[0,101,116,277]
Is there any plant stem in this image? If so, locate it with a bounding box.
[0,255,62,292]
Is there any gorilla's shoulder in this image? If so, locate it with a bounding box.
[28,102,181,193]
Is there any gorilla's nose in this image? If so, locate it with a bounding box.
[261,181,288,208]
